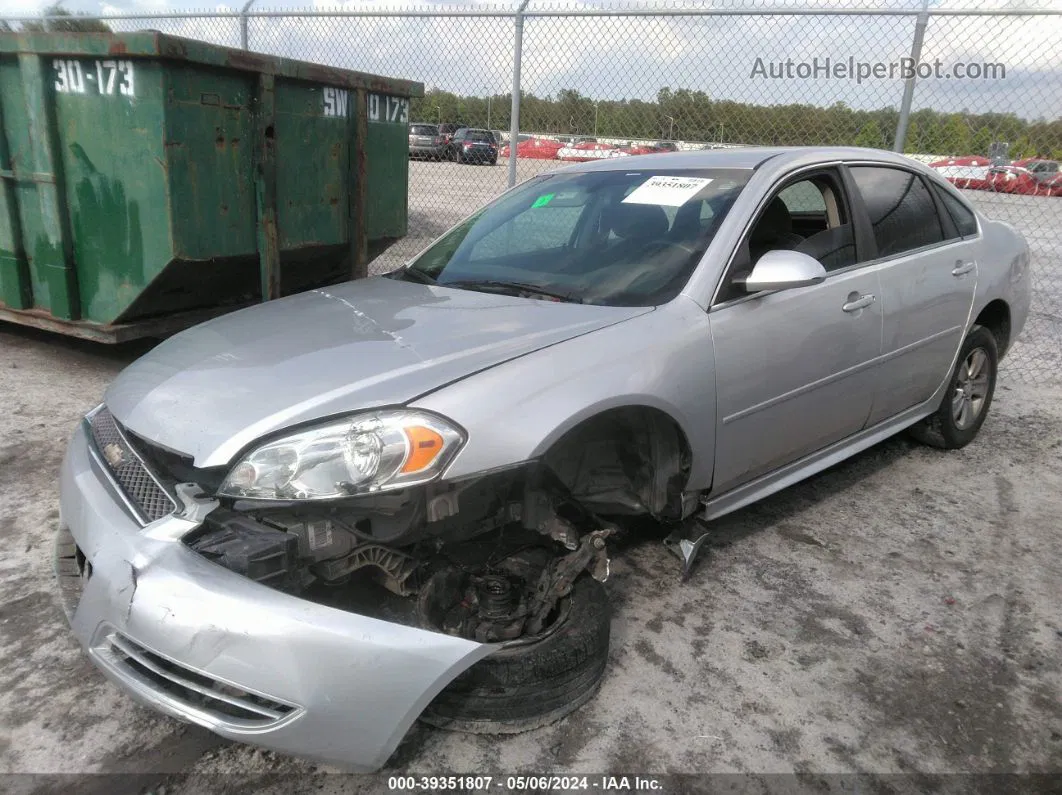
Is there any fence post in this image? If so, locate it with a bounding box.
[507,0,532,188]
[894,0,930,153]
[240,0,258,50]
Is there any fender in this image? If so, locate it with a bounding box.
[412,295,719,492]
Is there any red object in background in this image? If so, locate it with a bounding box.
[619,144,656,156]
[931,155,1061,196]
[932,163,992,191]
[499,137,565,159]
[985,166,1062,196]
[929,155,991,167]
[556,141,620,161]
[615,141,680,157]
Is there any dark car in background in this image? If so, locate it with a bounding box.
[437,122,462,147]
[446,127,499,164]
[408,122,446,160]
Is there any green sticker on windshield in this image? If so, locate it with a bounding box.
[531,193,555,208]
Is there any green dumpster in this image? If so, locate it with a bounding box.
[0,31,422,342]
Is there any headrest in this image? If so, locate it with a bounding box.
[607,202,670,241]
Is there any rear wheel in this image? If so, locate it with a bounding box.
[909,324,998,449]
[419,574,610,733]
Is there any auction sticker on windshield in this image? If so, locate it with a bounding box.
[623,175,713,207]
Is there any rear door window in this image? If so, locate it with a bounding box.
[849,166,945,258]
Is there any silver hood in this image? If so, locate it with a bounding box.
[105,276,651,468]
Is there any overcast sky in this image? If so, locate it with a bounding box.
[4,0,1059,120]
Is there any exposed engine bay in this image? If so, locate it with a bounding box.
[178,407,695,643]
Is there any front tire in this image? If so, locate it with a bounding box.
[909,324,998,450]
[419,575,610,733]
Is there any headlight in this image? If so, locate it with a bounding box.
[218,410,465,501]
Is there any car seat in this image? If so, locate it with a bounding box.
[748,197,805,263]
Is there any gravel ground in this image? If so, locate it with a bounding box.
[1,159,1061,793]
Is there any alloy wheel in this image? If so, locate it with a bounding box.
[951,347,991,430]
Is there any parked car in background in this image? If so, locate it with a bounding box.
[437,122,462,147]
[930,156,1061,196]
[986,164,1062,196]
[1016,159,1062,193]
[55,147,1030,772]
[1013,157,1059,176]
[446,128,499,164]
[408,122,446,160]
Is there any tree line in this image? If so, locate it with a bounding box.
[1,4,111,33]
[412,87,1062,160]
[5,9,1058,160]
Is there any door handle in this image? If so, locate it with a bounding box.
[952,260,976,277]
[842,294,876,313]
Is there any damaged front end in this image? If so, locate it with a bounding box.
[58,402,697,767]
[170,404,697,640]
[180,459,618,645]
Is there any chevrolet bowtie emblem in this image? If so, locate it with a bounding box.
[102,442,125,468]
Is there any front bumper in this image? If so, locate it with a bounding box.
[58,419,491,770]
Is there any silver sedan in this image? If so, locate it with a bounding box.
[55,147,1031,770]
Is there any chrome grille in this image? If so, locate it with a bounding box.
[88,407,176,524]
[98,631,298,728]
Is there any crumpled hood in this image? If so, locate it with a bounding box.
[106,276,650,467]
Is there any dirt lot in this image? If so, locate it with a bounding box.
[1,160,1061,793]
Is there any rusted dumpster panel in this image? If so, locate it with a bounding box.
[0,31,421,342]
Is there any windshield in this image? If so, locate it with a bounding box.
[403,168,751,306]
[410,124,438,136]
[466,131,495,143]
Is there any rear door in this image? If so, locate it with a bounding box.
[846,165,979,424]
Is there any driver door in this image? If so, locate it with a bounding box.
[708,168,884,495]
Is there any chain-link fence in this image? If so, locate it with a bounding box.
[4,1,1061,384]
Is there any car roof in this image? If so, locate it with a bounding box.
[547,146,926,174]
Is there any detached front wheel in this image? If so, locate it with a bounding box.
[419,574,610,734]
[909,324,998,449]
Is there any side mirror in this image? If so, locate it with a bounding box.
[741,249,827,293]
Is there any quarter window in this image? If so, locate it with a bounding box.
[849,166,944,258]
[932,184,979,239]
